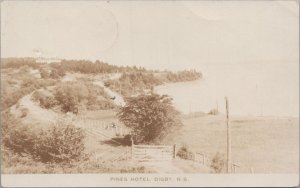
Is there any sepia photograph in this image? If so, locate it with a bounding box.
[0,0,299,187]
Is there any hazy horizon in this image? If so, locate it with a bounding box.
[1,1,299,71]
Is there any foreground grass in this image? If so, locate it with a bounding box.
[2,149,153,174]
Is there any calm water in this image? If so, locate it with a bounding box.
[155,63,299,117]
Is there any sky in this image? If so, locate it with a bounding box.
[1,1,299,71]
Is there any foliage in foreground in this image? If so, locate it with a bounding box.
[2,112,86,163]
[34,121,86,163]
[176,145,194,160]
[117,93,182,144]
[2,148,152,174]
[210,152,225,173]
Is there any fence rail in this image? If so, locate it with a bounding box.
[131,144,175,161]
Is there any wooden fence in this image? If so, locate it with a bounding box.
[131,144,175,161]
[192,151,245,173]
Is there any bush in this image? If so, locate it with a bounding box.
[32,91,57,109]
[109,134,132,146]
[208,109,219,115]
[1,86,34,109]
[2,112,86,164]
[54,82,88,113]
[40,96,57,109]
[2,112,37,155]
[39,68,50,79]
[34,121,85,163]
[49,68,65,79]
[176,145,194,160]
[54,82,114,113]
[210,152,225,173]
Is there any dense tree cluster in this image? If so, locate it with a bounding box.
[162,70,202,82]
[50,60,121,74]
[104,72,161,96]
[117,93,182,144]
[106,70,202,97]
[54,81,115,113]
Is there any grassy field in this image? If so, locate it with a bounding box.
[163,114,299,173]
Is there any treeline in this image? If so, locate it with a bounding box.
[50,60,120,74]
[160,70,202,82]
[1,58,39,69]
[1,58,121,74]
[2,58,202,81]
[50,60,155,74]
[104,72,161,96]
[105,70,202,97]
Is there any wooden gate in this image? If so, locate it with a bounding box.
[132,144,175,161]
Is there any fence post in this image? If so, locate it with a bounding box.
[225,97,231,173]
[131,138,134,160]
[173,144,176,159]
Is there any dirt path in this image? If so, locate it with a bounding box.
[93,80,125,106]
[11,92,58,125]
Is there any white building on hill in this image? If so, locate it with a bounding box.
[35,58,62,64]
[34,49,61,64]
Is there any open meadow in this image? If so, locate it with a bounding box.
[163,114,299,173]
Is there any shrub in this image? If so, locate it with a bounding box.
[210,152,225,173]
[176,145,194,160]
[54,82,88,113]
[19,65,30,74]
[32,91,57,109]
[1,86,34,109]
[50,68,65,79]
[208,108,219,115]
[123,134,132,145]
[2,112,37,155]
[21,77,37,88]
[2,112,86,164]
[93,100,115,110]
[39,68,50,79]
[109,134,132,146]
[33,121,85,163]
[54,82,114,113]
[40,96,57,109]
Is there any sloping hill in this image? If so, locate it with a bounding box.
[10,92,58,126]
